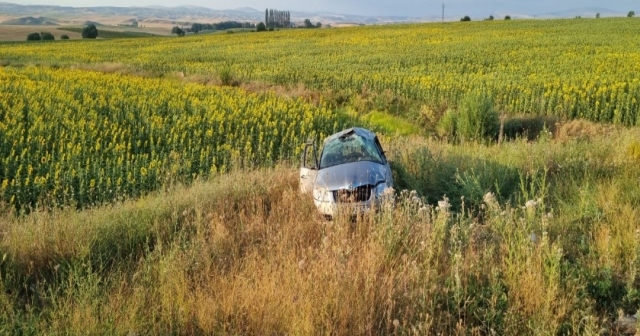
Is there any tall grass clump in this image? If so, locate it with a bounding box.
[456,91,500,141]
[437,91,499,141]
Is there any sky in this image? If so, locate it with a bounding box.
[6,0,638,17]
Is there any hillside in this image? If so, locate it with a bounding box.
[0,2,424,25]
[57,27,157,38]
[1,15,59,25]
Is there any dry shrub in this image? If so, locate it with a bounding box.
[418,101,450,131]
[555,119,615,142]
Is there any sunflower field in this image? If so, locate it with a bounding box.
[1,17,640,209]
[0,66,337,209]
[1,18,639,124]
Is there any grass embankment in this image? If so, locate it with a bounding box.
[1,125,639,334]
[57,27,157,38]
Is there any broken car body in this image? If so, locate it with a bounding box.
[299,127,394,217]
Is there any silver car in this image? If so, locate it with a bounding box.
[300,127,394,218]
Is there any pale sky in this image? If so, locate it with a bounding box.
[5,0,638,17]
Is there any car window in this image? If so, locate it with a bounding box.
[319,133,384,169]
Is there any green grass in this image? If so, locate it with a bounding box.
[363,110,422,136]
[193,28,255,35]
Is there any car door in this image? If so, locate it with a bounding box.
[300,141,319,194]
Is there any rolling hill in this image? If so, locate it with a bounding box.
[1,15,59,25]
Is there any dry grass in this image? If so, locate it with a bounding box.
[0,127,612,330]
[2,129,640,334]
[555,119,618,143]
[0,13,233,41]
[0,19,173,42]
[0,25,82,41]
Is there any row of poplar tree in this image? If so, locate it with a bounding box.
[265,8,291,29]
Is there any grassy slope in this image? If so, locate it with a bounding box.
[0,25,82,41]
[1,125,640,334]
[57,27,157,38]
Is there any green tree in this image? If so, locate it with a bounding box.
[460,16,471,21]
[60,34,70,40]
[486,15,494,20]
[316,22,322,28]
[256,22,267,32]
[505,15,511,20]
[304,19,314,28]
[82,24,98,39]
[26,32,41,41]
[628,11,635,17]
[171,26,185,37]
[40,32,55,40]
[596,12,601,18]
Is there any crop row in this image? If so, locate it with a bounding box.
[0,66,338,210]
[1,19,639,124]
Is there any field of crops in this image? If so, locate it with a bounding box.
[0,66,337,209]
[2,17,640,335]
[1,18,640,210]
[1,18,640,124]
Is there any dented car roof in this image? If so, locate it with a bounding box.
[323,127,377,144]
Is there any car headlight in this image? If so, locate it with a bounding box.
[313,187,332,202]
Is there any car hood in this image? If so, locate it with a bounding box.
[315,161,388,191]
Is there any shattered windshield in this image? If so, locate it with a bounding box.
[319,132,384,169]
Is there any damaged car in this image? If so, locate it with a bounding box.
[300,127,394,218]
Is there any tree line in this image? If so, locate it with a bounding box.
[265,8,291,29]
[27,24,95,41]
[188,21,255,33]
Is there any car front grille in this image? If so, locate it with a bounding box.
[333,185,373,203]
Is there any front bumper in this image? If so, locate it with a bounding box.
[314,194,393,218]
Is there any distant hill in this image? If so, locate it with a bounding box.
[0,2,632,25]
[536,7,626,18]
[1,16,59,25]
[0,2,425,25]
[83,20,102,26]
